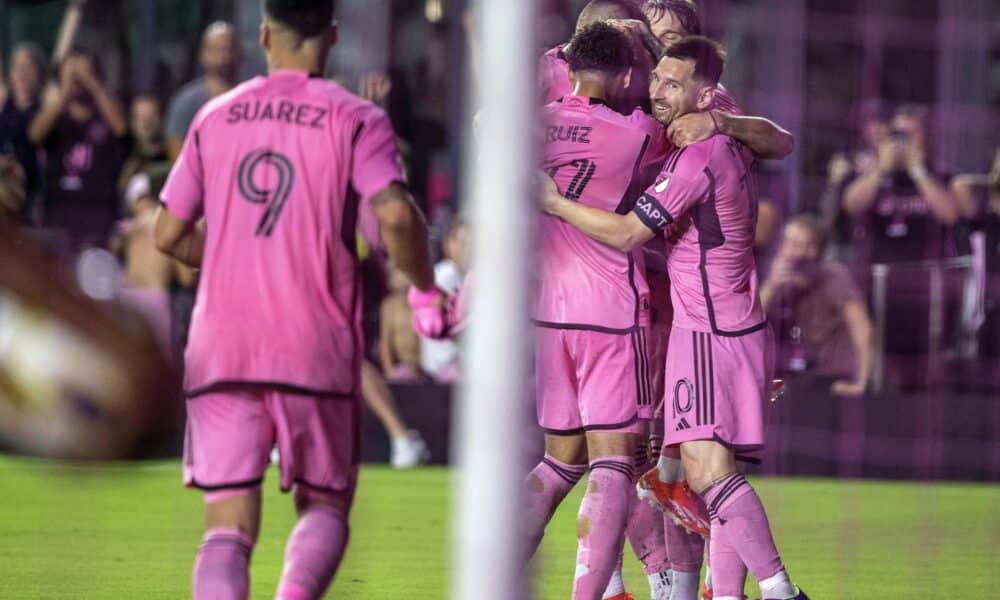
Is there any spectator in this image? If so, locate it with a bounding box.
[111,166,196,352]
[952,148,1000,356]
[118,94,168,195]
[762,215,874,397]
[0,43,47,219]
[164,21,240,161]
[818,102,890,263]
[380,261,425,383]
[0,154,26,223]
[29,52,128,248]
[420,216,469,382]
[843,104,961,264]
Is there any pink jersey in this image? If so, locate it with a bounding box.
[161,69,405,395]
[632,133,766,335]
[539,45,573,105]
[535,95,670,331]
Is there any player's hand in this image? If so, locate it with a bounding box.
[902,139,927,172]
[359,72,392,106]
[537,172,564,215]
[667,111,719,148]
[831,379,866,397]
[408,286,451,339]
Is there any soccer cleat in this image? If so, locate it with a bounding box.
[763,587,809,600]
[636,468,711,537]
[702,589,747,600]
[603,594,633,600]
[390,430,431,468]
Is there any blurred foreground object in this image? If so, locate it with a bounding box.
[0,225,176,460]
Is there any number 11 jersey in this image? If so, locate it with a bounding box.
[535,95,670,331]
[161,69,405,397]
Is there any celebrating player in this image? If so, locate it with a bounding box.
[524,23,673,600]
[154,1,436,598]
[540,37,808,600]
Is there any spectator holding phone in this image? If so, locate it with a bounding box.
[762,215,874,397]
[843,104,960,264]
[29,52,127,248]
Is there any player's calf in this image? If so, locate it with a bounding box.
[276,486,353,600]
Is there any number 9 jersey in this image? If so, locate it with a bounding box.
[161,70,405,397]
[535,95,670,332]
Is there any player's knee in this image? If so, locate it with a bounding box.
[293,485,352,517]
[204,486,262,540]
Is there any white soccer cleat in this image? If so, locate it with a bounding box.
[391,430,431,468]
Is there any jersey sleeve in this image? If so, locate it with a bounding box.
[160,124,205,222]
[632,166,709,235]
[351,107,406,202]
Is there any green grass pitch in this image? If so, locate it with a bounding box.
[0,457,997,598]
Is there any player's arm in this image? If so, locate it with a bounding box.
[156,125,205,267]
[540,176,654,253]
[667,110,794,160]
[831,299,874,397]
[371,184,435,291]
[154,210,204,268]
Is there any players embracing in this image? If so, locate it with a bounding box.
[540,33,808,600]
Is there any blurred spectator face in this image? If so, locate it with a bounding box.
[862,117,889,150]
[130,96,162,144]
[890,112,926,148]
[9,46,43,104]
[200,23,239,82]
[778,221,824,265]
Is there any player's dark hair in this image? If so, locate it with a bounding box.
[576,0,647,31]
[264,0,336,38]
[643,0,702,36]
[663,35,725,85]
[565,22,636,75]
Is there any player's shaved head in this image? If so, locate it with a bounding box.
[565,22,636,75]
[264,0,336,38]
[576,0,647,32]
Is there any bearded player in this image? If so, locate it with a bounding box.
[154,1,437,598]
[540,37,808,600]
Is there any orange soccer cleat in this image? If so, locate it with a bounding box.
[604,594,633,600]
[636,467,711,537]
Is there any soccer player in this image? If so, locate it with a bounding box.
[539,37,808,600]
[153,1,437,598]
[525,23,674,600]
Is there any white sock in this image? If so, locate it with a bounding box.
[668,570,699,600]
[602,569,625,598]
[648,569,672,599]
[656,455,683,483]
[759,570,796,599]
[715,597,743,600]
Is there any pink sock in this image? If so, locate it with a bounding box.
[702,474,784,584]
[664,512,704,573]
[192,528,253,600]
[573,456,633,600]
[523,455,588,561]
[626,458,670,576]
[275,505,349,600]
[708,519,748,598]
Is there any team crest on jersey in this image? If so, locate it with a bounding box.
[655,177,671,193]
